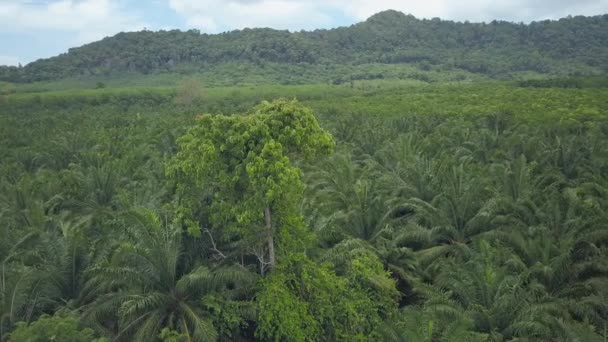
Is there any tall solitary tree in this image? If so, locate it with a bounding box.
[169,99,334,274]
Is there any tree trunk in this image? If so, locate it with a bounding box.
[264,206,276,270]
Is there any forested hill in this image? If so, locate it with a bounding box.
[2,10,608,83]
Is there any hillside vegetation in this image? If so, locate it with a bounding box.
[1,10,607,83]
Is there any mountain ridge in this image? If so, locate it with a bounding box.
[1,10,607,83]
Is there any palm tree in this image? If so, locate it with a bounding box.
[329,114,394,157]
[396,241,604,341]
[539,132,592,181]
[0,176,57,341]
[373,133,441,203]
[305,153,400,246]
[377,304,484,342]
[395,160,494,275]
[0,222,39,341]
[0,175,62,232]
[488,223,607,332]
[305,153,423,306]
[0,265,40,341]
[33,214,102,312]
[86,208,257,341]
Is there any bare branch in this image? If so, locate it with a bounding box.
[203,228,226,260]
[249,246,271,276]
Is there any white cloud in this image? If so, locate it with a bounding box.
[168,0,608,33]
[168,0,334,32]
[186,15,219,32]
[0,55,21,66]
[0,0,148,44]
[336,0,608,22]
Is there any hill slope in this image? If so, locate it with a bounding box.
[1,10,607,83]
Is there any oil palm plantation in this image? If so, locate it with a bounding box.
[86,208,257,341]
[383,241,604,341]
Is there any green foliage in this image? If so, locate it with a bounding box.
[10,313,101,342]
[4,80,606,126]
[256,252,397,341]
[169,99,334,273]
[0,82,16,95]
[518,76,608,88]
[256,266,320,341]
[85,208,256,341]
[0,80,607,341]
[174,78,205,106]
[158,328,188,342]
[2,11,607,83]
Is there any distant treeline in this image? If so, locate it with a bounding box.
[518,76,608,88]
[1,10,607,83]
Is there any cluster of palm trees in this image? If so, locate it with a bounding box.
[304,113,608,340]
[1,108,258,340]
[1,98,607,341]
[0,181,256,341]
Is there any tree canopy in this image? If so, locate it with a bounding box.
[169,99,335,273]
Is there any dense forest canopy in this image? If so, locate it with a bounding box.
[1,10,607,83]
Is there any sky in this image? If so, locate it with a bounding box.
[0,0,607,66]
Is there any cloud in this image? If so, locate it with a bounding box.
[0,0,148,44]
[335,0,608,22]
[168,0,335,32]
[0,55,21,66]
[168,0,608,33]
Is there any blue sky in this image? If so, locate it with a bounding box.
[1,0,607,66]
